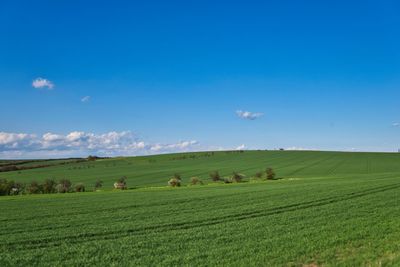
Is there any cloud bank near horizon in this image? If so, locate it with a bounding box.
[0,131,199,159]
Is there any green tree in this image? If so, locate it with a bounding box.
[94,179,103,190]
[255,171,263,179]
[42,178,57,194]
[57,179,72,193]
[75,183,85,192]
[26,181,42,194]
[210,171,221,182]
[266,168,276,180]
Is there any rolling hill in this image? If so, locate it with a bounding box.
[1,150,400,266]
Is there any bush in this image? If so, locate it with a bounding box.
[10,182,24,195]
[117,176,127,184]
[254,171,263,179]
[190,177,203,185]
[55,184,65,193]
[173,173,181,180]
[114,176,127,190]
[223,178,232,184]
[210,171,221,182]
[42,178,57,194]
[26,181,42,194]
[57,179,72,193]
[75,183,85,192]
[0,179,15,195]
[266,168,276,180]
[0,179,24,195]
[94,179,103,190]
[232,172,244,183]
[87,155,99,161]
[168,178,182,187]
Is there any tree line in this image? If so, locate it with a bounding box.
[168,167,276,187]
[0,178,104,196]
[0,167,276,196]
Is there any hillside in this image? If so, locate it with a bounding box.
[1,150,400,266]
[2,150,400,189]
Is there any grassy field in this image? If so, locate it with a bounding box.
[1,150,400,266]
[2,150,400,189]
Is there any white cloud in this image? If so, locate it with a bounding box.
[0,131,200,158]
[81,96,90,103]
[0,132,33,145]
[235,144,247,150]
[285,146,318,151]
[42,133,64,142]
[32,78,54,90]
[0,132,37,150]
[392,122,400,127]
[236,110,263,120]
[150,140,199,152]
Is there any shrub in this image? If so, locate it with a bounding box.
[210,171,221,182]
[94,179,103,190]
[0,179,14,195]
[55,184,65,193]
[26,181,42,194]
[10,182,24,195]
[117,176,127,184]
[57,179,72,193]
[190,177,203,185]
[0,179,23,195]
[87,155,99,161]
[266,168,276,180]
[232,172,244,183]
[42,178,57,194]
[223,178,232,184]
[114,176,127,190]
[173,173,181,180]
[168,178,182,187]
[254,171,263,179]
[75,183,85,192]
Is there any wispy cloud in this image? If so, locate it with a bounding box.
[236,110,263,120]
[81,96,91,103]
[32,78,54,90]
[0,131,200,158]
[392,122,400,127]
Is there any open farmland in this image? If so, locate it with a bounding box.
[1,150,400,266]
[3,0,399,265]
[2,150,400,189]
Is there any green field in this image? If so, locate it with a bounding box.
[2,150,400,189]
[1,150,400,266]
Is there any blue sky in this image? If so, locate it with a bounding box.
[1,0,400,158]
